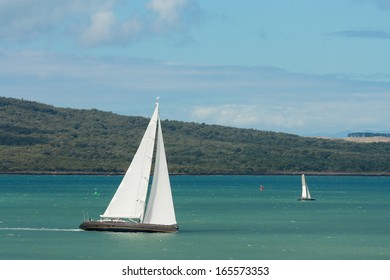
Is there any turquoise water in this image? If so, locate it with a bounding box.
[0,175,389,260]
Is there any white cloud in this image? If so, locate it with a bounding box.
[0,0,203,46]
[191,104,306,131]
[148,0,188,23]
[190,98,389,135]
[81,11,116,46]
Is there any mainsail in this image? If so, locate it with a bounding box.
[100,103,159,220]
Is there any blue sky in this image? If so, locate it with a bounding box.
[1,0,389,136]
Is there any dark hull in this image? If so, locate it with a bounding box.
[79,220,178,233]
[298,198,316,201]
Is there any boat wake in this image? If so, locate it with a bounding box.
[0,227,82,232]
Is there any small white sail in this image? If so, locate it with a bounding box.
[101,103,159,220]
[143,118,177,225]
[301,174,312,200]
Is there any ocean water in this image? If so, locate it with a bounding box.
[0,175,389,260]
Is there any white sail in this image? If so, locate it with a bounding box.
[301,174,311,199]
[143,118,177,225]
[100,103,159,220]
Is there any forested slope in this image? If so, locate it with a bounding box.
[1,96,389,175]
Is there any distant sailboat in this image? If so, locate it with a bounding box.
[79,100,178,233]
[298,174,315,201]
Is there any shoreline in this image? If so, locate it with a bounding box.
[1,171,390,176]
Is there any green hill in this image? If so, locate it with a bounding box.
[1,96,389,175]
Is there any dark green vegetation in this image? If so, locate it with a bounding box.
[1,96,389,175]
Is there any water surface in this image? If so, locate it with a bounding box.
[0,175,389,259]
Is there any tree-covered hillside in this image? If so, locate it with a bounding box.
[1,96,389,175]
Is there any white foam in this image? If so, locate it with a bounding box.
[0,227,82,232]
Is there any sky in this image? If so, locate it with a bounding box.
[1,0,390,136]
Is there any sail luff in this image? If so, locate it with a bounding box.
[100,103,159,220]
[143,117,177,225]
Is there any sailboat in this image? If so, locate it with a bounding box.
[79,100,178,233]
[298,174,315,201]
